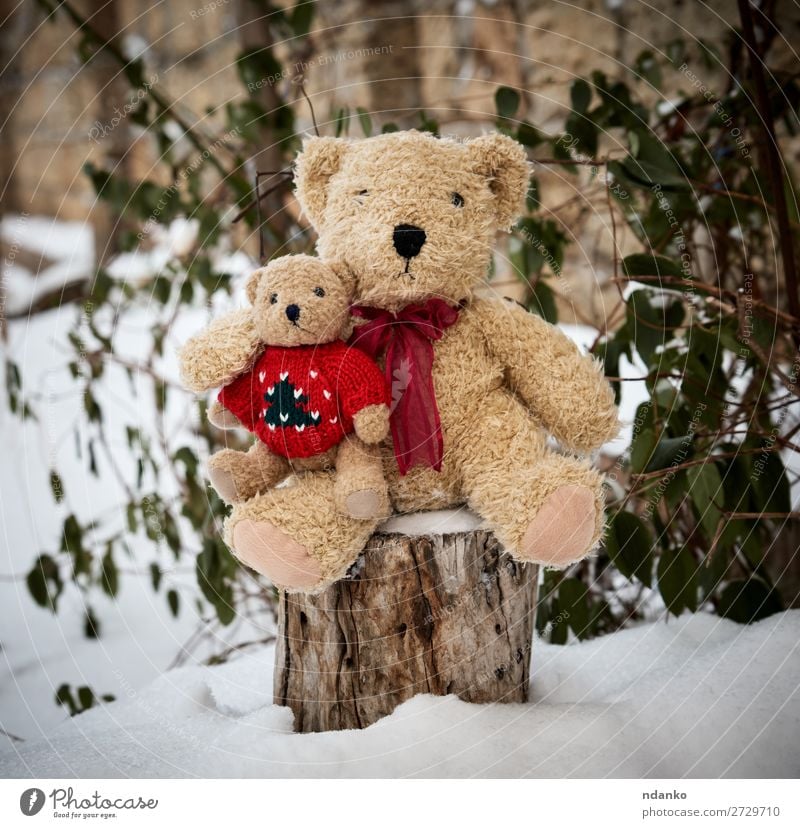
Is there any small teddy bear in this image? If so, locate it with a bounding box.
[180,255,391,550]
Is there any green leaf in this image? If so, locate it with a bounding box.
[334,106,350,136]
[630,426,656,474]
[289,0,314,37]
[646,433,692,473]
[356,107,372,136]
[150,562,162,592]
[570,79,592,113]
[62,514,92,576]
[605,511,654,586]
[83,389,102,423]
[84,606,101,639]
[564,111,598,155]
[528,279,558,324]
[26,554,63,611]
[621,132,688,189]
[517,121,543,147]
[657,546,699,615]
[559,577,590,639]
[77,686,96,712]
[626,290,661,364]
[495,86,520,119]
[750,451,791,514]
[633,50,662,89]
[718,578,782,623]
[55,684,77,716]
[686,462,724,540]
[552,135,577,173]
[173,446,199,476]
[236,47,282,95]
[381,122,399,133]
[167,588,180,617]
[622,253,683,280]
[100,545,119,597]
[625,289,684,367]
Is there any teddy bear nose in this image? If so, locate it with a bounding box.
[285,304,301,322]
[393,224,426,259]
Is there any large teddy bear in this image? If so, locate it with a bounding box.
[181,130,619,592]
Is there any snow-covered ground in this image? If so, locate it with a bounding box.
[1,611,799,778]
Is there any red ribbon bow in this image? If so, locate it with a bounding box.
[349,298,461,475]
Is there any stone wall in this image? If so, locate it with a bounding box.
[2,0,797,320]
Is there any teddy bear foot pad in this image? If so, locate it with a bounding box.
[233,519,323,590]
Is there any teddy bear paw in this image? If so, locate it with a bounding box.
[232,519,323,590]
[343,488,392,520]
[521,484,597,567]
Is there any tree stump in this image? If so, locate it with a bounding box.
[273,524,539,732]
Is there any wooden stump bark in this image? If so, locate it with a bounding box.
[274,529,538,732]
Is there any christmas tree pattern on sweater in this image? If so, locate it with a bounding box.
[217,341,389,459]
[263,374,321,431]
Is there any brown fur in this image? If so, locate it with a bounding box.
[184,131,620,593]
[178,256,390,566]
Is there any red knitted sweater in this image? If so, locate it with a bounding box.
[218,340,389,459]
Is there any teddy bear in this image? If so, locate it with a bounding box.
[180,130,619,594]
[180,256,392,585]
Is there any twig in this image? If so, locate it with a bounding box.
[205,634,277,665]
[297,78,320,137]
[231,170,293,224]
[0,726,24,743]
[737,0,800,343]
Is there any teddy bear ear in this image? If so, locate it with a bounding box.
[245,267,267,304]
[468,133,530,230]
[294,136,350,229]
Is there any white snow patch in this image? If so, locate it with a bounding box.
[1,214,95,316]
[379,508,482,536]
[2,611,798,778]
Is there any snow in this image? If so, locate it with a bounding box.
[380,508,482,536]
[0,214,94,317]
[1,610,798,778]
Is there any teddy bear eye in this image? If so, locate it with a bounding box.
[313,286,325,297]
[451,192,465,208]
[269,293,278,304]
